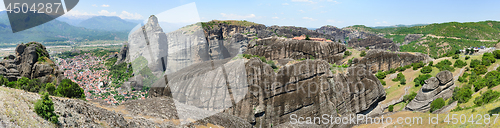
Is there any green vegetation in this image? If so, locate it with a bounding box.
[452,85,473,103]
[412,61,425,70]
[305,35,311,40]
[470,59,482,68]
[404,91,418,103]
[465,56,470,60]
[243,54,279,70]
[474,90,500,106]
[473,65,487,75]
[360,50,366,57]
[430,98,445,113]
[414,74,432,87]
[394,21,500,40]
[392,73,406,85]
[34,92,59,124]
[388,105,394,112]
[57,49,119,58]
[201,20,261,30]
[482,52,496,66]
[45,83,56,96]
[434,59,455,72]
[384,35,406,44]
[108,62,133,85]
[420,66,433,74]
[343,51,352,58]
[452,54,459,59]
[453,59,467,68]
[400,37,496,58]
[55,79,85,98]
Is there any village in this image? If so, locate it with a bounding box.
[56,53,147,105]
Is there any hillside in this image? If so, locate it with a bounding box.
[0,11,128,43]
[394,21,500,40]
[77,16,137,32]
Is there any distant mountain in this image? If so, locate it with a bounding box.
[77,16,137,32]
[0,12,128,44]
[56,17,87,26]
[394,21,500,40]
[371,24,428,29]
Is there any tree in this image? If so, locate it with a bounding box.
[452,85,473,103]
[412,61,425,70]
[388,105,394,112]
[428,61,434,66]
[375,71,387,79]
[454,60,467,68]
[474,65,487,75]
[305,35,311,40]
[360,51,366,57]
[55,79,85,98]
[452,54,459,59]
[470,59,481,68]
[482,52,496,66]
[421,66,433,74]
[493,50,500,59]
[430,98,445,113]
[474,90,500,106]
[414,74,432,87]
[46,83,56,95]
[34,92,59,124]
[344,51,352,58]
[465,56,470,60]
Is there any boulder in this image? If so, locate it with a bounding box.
[348,36,399,51]
[405,71,455,112]
[403,34,423,45]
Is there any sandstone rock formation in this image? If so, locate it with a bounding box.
[149,57,386,127]
[315,25,384,43]
[244,37,346,64]
[405,71,455,112]
[114,43,128,66]
[348,36,399,51]
[352,49,433,73]
[0,42,64,84]
[403,34,423,45]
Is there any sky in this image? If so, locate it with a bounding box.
[1,0,500,28]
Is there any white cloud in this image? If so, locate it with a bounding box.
[119,11,143,19]
[291,0,317,4]
[272,17,279,19]
[303,17,317,21]
[327,19,342,23]
[63,10,97,19]
[92,4,98,7]
[101,4,110,7]
[220,13,256,19]
[327,0,341,4]
[298,10,305,13]
[282,3,289,5]
[98,10,117,16]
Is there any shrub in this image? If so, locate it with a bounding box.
[375,71,387,79]
[34,92,59,124]
[360,51,366,57]
[267,60,278,69]
[0,75,8,86]
[452,54,459,59]
[493,50,500,59]
[305,35,311,40]
[458,76,468,83]
[435,59,455,72]
[381,80,386,85]
[412,61,425,70]
[470,59,481,68]
[465,56,470,60]
[482,52,496,66]
[46,83,56,95]
[388,105,394,112]
[343,51,352,58]
[473,65,487,75]
[55,79,85,98]
[474,90,500,106]
[414,74,432,87]
[392,73,406,85]
[454,60,467,68]
[404,92,418,103]
[452,85,473,103]
[430,98,445,113]
[428,61,433,66]
[420,66,433,74]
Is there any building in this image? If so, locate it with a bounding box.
[292,35,333,42]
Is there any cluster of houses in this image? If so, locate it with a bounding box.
[57,53,147,105]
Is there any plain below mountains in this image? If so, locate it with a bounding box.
[0,11,128,44]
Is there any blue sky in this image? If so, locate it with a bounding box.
[1,0,500,28]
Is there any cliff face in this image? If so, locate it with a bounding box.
[244,37,346,64]
[348,36,399,51]
[315,26,384,42]
[0,42,64,84]
[352,49,433,73]
[149,58,386,127]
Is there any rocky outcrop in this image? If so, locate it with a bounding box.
[348,36,399,51]
[244,37,346,64]
[352,49,433,73]
[403,34,423,45]
[0,42,64,84]
[149,57,386,127]
[405,71,455,112]
[315,25,384,42]
[114,43,128,66]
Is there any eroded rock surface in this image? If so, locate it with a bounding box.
[348,36,399,51]
[0,42,64,84]
[244,37,346,64]
[405,71,455,112]
[403,34,423,45]
[353,49,433,73]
